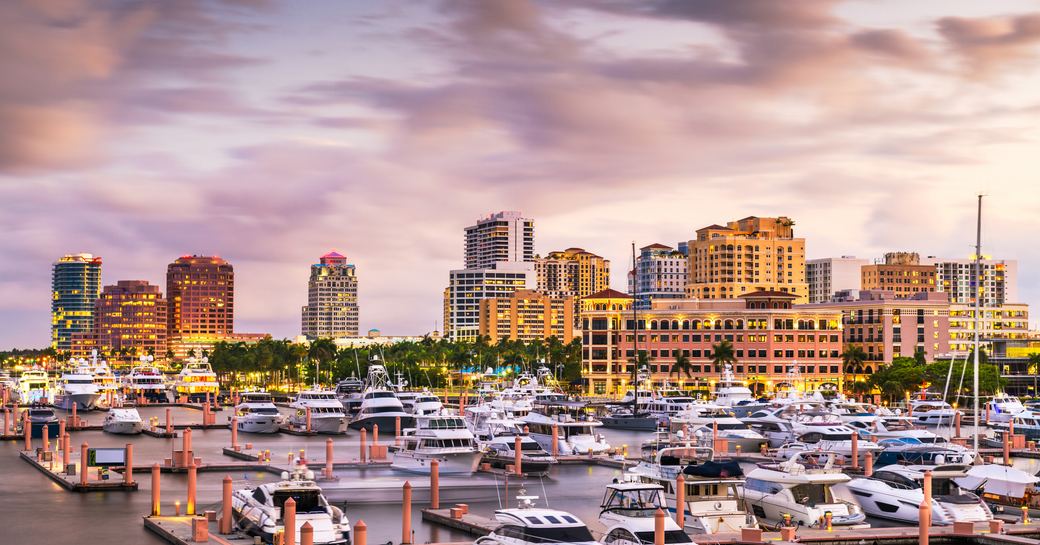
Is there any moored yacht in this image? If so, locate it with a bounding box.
[124,365,169,402]
[103,408,144,434]
[390,414,483,474]
[712,364,753,407]
[54,365,100,411]
[522,394,610,455]
[18,369,51,404]
[173,357,219,402]
[986,394,1027,425]
[411,391,444,416]
[846,464,992,525]
[26,406,59,438]
[235,391,284,434]
[740,452,869,528]
[908,398,959,426]
[290,390,347,434]
[475,496,600,545]
[349,360,413,431]
[670,404,766,454]
[774,423,882,464]
[0,371,19,403]
[482,432,558,475]
[599,481,693,545]
[231,464,350,544]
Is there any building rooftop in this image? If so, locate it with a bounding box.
[739,290,798,299]
[586,288,632,299]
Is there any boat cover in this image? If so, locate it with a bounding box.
[954,464,1039,499]
[683,460,743,478]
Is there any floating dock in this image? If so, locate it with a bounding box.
[18,450,139,492]
[144,515,255,545]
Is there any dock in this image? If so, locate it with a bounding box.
[422,507,500,536]
[18,450,139,492]
[144,516,255,545]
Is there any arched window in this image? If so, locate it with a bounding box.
[682,320,690,330]
[650,320,659,330]
[736,320,744,330]
[672,320,680,330]
[660,320,669,330]
[724,320,734,330]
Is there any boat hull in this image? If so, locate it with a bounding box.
[483,454,556,475]
[600,415,660,431]
[391,450,483,475]
[103,420,144,435]
[55,393,100,411]
[349,414,415,432]
[238,416,282,434]
[232,510,350,545]
[31,421,60,438]
[291,415,346,434]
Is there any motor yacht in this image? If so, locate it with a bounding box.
[599,481,693,545]
[90,359,120,407]
[908,399,959,426]
[349,360,413,431]
[235,392,284,434]
[474,496,600,545]
[103,408,144,434]
[54,365,100,411]
[846,464,992,525]
[522,394,610,455]
[740,452,869,528]
[482,431,558,475]
[0,371,19,404]
[124,365,169,403]
[600,406,662,432]
[396,391,419,414]
[290,390,347,434]
[335,377,365,417]
[173,357,219,402]
[411,390,444,416]
[774,424,882,464]
[670,404,766,454]
[712,364,753,407]
[872,441,975,467]
[231,464,350,544]
[986,394,1027,425]
[390,414,483,474]
[26,406,59,438]
[993,413,1040,441]
[18,369,51,404]
[954,464,1040,511]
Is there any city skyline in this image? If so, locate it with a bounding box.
[4,1,1040,347]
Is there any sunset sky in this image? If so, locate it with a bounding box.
[3,0,1040,348]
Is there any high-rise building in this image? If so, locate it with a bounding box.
[948,303,1030,355]
[301,251,359,339]
[628,243,689,309]
[478,289,575,343]
[923,257,1018,306]
[166,255,234,343]
[444,263,536,342]
[535,248,610,299]
[860,252,935,298]
[807,256,868,303]
[464,211,534,269]
[51,253,103,353]
[94,280,168,361]
[686,216,807,302]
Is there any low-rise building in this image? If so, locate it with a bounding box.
[948,303,1030,355]
[478,289,575,343]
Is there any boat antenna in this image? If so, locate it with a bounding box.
[973,194,983,456]
[353,349,362,378]
[631,242,640,415]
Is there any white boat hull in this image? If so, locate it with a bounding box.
[290,415,346,434]
[239,415,282,434]
[55,393,100,411]
[390,450,483,475]
[846,481,991,525]
[104,420,144,435]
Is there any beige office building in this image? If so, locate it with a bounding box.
[478,289,575,343]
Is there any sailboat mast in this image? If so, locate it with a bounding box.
[631,242,639,410]
[973,194,982,455]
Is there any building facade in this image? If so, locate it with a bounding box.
[806,290,950,367]
[94,280,168,361]
[51,253,103,353]
[166,256,235,352]
[860,252,936,298]
[535,247,610,299]
[923,257,1018,306]
[948,303,1030,355]
[807,256,868,304]
[580,289,843,396]
[464,211,534,269]
[478,289,575,343]
[629,243,689,309]
[686,216,808,303]
[444,263,536,342]
[301,251,359,339]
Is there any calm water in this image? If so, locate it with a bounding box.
[0,406,648,544]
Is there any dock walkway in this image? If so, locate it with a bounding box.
[19,450,139,492]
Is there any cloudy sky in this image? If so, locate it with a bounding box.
[3,0,1040,349]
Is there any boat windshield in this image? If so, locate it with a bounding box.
[635,530,694,544]
[715,422,749,430]
[250,408,280,415]
[789,484,834,507]
[604,488,664,516]
[273,490,324,514]
[518,526,595,544]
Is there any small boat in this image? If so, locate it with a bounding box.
[985,394,1027,425]
[599,481,693,545]
[740,452,869,529]
[475,496,600,545]
[290,390,347,434]
[522,394,610,455]
[390,414,483,475]
[235,392,284,434]
[846,464,992,525]
[54,365,101,411]
[482,432,558,476]
[173,357,219,403]
[26,406,59,438]
[103,408,144,435]
[231,464,350,544]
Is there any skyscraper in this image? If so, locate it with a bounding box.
[94,280,168,361]
[166,255,234,344]
[628,243,688,309]
[302,251,359,339]
[464,211,534,269]
[686,216,807,302]
[923,256,1018,306]
[51,253,102,353]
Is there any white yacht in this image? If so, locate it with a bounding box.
[986,394,1027,425]
[873,442,975,467]
[103,408,144,434]
[740,452,869,529]
[231,464,350,544]
[54,365,101,411]
[599,481,694,545]
[18,369,51,404]
[411,391,444,416]
[123,365,169,402]
[173,357,219,402]
[235,392,284,434]
[336,377,365,418]
[627,446,756,534]
[349,361,413,431]
[993,413,1040,442]
[846,464,992,525]
[475,499,600,545]
[290,390,347,434]
[27,406,59,438]
[90,359,120,407]
[0,371,19,404]
[670,404,767,453]
[908,399,959,426]
[522,394,610,455]
[774,424,882,464]
[482,432,558,476]
[712,364,754,407]
[391,414,483,474]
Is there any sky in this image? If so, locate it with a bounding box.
[3,0,1040,349]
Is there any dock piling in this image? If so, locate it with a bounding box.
[1005,431,1012,465]
[373,423,379,446]
[354,520,367,545]
[551,424,559,457]
[306,408,312,434]
[166,408,172,435]
[919,469,932,545]
[514,435,523,475]
[62,433,70,468]
[124,443,134,485]
[675,474,685,527]
[187,461,197,515]
[301,521,314,545]
[864,451,873,477]
[430,458,440,509]
[396,416,401,446]
[72,403,77,428]
[851,432,859,470]
[220,475,233,534]
[284,497,296,545]
[654,508,665,545]
[80,442,88,486]
[360,428,367,463]
[230,417,238,450]
[24,411,31,451]
[402,481,413,545]
[152,464,161,516]
[325,438,334,479]
[954,411,962,438]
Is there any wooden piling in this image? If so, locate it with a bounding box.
[675,473,686,528]
[152,464,161,516]
[221,475,233,534]
[654,508,665,545]
[284,497,296,545]
[402,481,413,545]
[430,458,440,509]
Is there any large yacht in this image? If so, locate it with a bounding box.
[26,406,60,438]
[18,369,51,404]
[390,414,483,474]
[908,398,959,426]
[474,497,600,545]
[54,364,101,411]
[123,365,169,402]
[522,393,610,455]
[349,359,413,431]
[0,371,19,404]
[846,465,992,525]
[410,390,444,416]
[235,391,284,434]
[335,377,365,417]
[173,357,219,402]
[740,452,869,529]
[599,481,693,545]
[90,359,120,407]
[231,464,350,544]
[289,390,347,434]
[670,404,767,453]
[712,364,754,407]
[103,408,144,435]
[774,423,882,464]
[985,394,1027,425]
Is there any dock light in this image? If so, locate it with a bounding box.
[175,500,181,516]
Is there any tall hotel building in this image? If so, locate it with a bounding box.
[301,251,359,339]
[922,256,1018,306]
[535,248,610,299]
[94,280,168,360]
[629,243,689,309]
[166,255,234,354]
[51,253,103,353]
[806,256,868,303]
[445,212,536,341]
[686,216,808,303]
[860,252,935,297]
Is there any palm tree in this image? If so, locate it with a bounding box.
[670,351,692,379]
[841,345,867,377]
[710,340,736,373]
[307,338,337,386]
